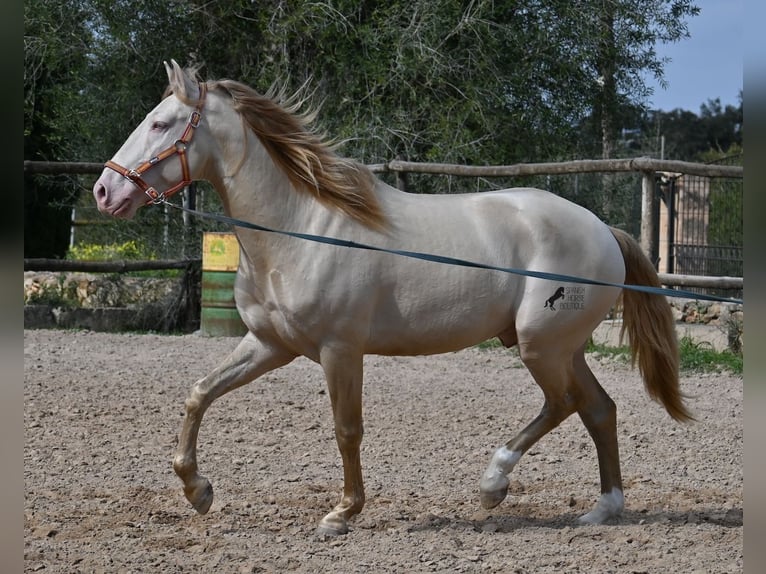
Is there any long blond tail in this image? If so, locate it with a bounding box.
[610,227,693,422]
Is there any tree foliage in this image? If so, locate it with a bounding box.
[25,0,743,257]
[623,94,743,161]
[27,0,708,167]
[25,0,94,257]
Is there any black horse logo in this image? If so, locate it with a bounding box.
[544,286,566,310]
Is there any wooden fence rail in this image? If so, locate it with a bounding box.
[369,157,743,179]
[24,157,743,178]
[24,161,104,175]
[657,273,742,290]
[24,258,200,273]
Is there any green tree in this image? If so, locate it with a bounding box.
[25,0,704,257]
[80,0,198,159]
[24,0,95,257]
[699,96,743,155]
[630,94,743,161]
[554,0,701,225]
[590,0,700,159]
[705,145,742,279]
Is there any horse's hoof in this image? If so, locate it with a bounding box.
[316,514,349,537]
[577,506,621,525]
[577,509,613,525]
[479,485,509,510]
[479,473,509,510]
[577,489,624,525]
[184,477,214,515]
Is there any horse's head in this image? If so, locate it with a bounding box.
[94,59,386,228]
[93,60,209,219]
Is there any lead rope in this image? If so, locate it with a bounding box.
[160,200,743,306]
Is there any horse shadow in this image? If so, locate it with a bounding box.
[404,505,743,534]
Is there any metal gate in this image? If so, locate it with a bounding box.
[659,155,743,298]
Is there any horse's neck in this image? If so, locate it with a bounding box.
[209,139,353,278]
[210,134,318,233]
[205,124,393,267]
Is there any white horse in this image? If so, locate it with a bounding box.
[93,60,691,536]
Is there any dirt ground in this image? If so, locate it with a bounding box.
[24,329,742,573]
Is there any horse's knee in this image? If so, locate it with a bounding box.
[334,422,363,449]
[184,396,201,415]
[184,383,210,414]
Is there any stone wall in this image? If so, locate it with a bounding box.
[24,271,200,333]
[672,298,743,353]
[669,297,743,327]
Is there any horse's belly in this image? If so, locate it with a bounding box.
[365,286,515,356]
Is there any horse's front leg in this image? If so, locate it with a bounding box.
[173,332,294,514]
[316,347,365,536]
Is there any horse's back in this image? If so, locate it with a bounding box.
[381,186,623,280]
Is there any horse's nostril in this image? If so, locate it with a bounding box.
[93,182,112,213]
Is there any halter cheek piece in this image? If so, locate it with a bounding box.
[104,83,207,205]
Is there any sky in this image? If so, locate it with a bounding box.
[644,0,744,113]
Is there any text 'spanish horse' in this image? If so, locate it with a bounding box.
[93,61,692,536]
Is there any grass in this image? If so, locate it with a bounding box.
[477,335,742,376]
[676,335,742,375]
[476,338,505,350]
[584,339,633,362]
[586,335,742,375]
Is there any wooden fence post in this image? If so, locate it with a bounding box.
[395,155,409,192]
[640,171,658,266]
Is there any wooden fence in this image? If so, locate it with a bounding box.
[23,258,200,273]
[24,157,743,292]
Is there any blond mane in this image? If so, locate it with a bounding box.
[167,71,386,230]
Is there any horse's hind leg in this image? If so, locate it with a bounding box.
[480,345,578,510]
[173,332,294,514]
[480,342,625,524]
[572,346,624,524]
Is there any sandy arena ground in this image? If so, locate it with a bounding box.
[24,329,742,573]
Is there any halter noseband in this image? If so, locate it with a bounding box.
[104,83,207,205]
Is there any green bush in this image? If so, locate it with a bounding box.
[67,240,156,261]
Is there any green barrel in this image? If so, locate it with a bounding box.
[200,271,248,337]
[200,232,247,337]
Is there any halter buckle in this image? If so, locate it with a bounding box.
[145,188,165,204]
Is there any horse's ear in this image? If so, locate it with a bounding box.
[163,59,198,100]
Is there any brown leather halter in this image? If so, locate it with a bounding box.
[104,83,207,204]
